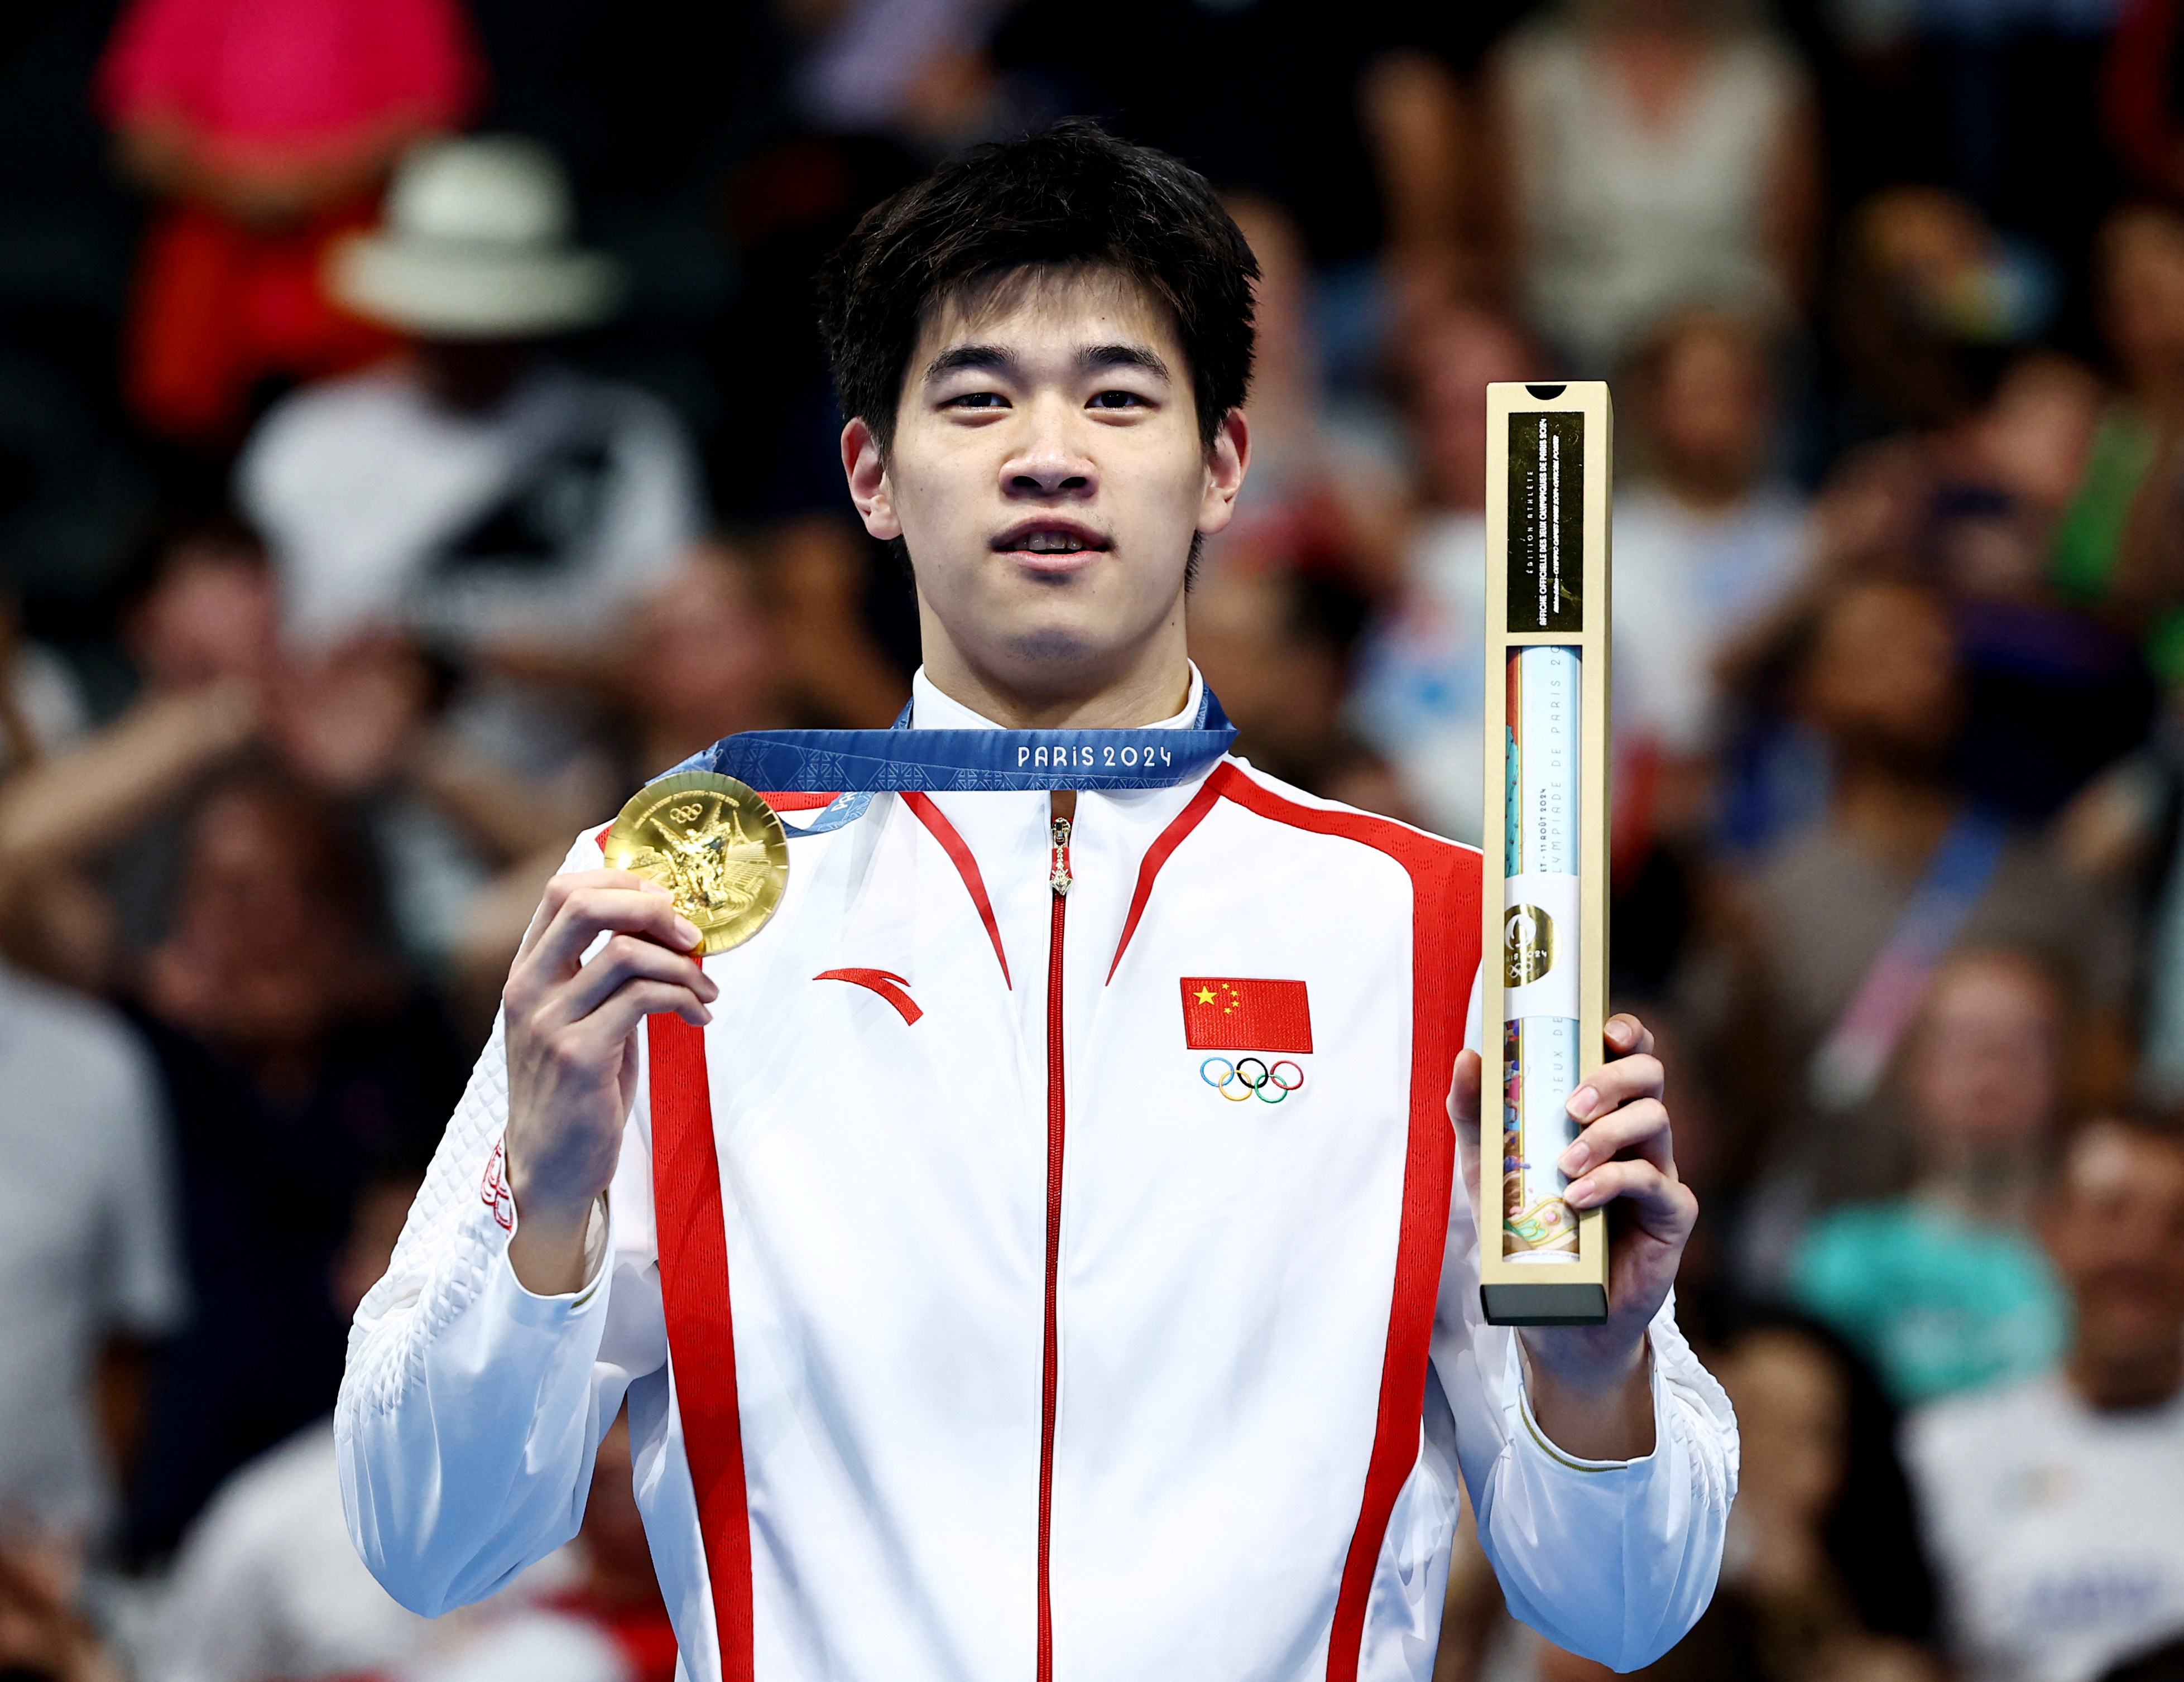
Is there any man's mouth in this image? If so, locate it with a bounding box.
[992,520,1112,559]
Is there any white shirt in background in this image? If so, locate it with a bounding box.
[1906,1373,2184,1682]
[238,361,701,655]
[1347,510,1487,845]
[0,959,184,1537]
[151,1418,578,1682]
[1497,20,1804,373]
[1611,482,1810,756]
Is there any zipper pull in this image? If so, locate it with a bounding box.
[1049,816,1073,897]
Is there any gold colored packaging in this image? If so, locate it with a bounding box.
[1478,383,1612,1327]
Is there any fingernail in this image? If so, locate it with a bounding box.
[1566,1177,1596,1207]
[674,917,702,947]
[1559,1143,1590,1175]
[638,878,673,896]
[1566,1085,1599,1121]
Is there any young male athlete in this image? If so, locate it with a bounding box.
[338,122,1735,1681]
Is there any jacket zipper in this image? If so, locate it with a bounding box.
[1037,813,1071,1682]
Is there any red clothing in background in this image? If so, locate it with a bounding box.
[95,0,486,439]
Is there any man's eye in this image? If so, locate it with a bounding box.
[1088,390,1149,410]
[946,392,1009,409]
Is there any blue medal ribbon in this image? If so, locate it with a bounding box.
[671,685,1236,837]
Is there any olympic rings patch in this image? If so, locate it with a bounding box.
[1199,1055,1305,1104]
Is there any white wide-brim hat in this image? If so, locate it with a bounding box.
[328,135,624,339]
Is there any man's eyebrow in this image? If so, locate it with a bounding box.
[923,344,1015,382]
[1079,343,1171,379]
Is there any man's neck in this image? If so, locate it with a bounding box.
[918,638,1193,731]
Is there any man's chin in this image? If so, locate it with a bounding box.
[1000,623,1109,669]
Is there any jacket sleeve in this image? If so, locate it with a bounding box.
[335,838,669,1618]
[1430,968,1739,1671]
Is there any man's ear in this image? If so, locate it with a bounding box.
[842,416,902,541]
[1194,408,1251,540]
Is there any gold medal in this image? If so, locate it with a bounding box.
[602,771,789,955]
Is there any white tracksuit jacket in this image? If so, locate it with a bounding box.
[338,670,1736,1682]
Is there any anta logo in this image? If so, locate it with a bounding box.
[815,968,921,1025]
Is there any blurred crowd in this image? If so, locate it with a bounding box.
[7,1,2184,1681]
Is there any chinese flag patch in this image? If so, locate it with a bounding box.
[1180,977,1313,1053]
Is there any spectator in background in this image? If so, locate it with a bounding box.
[612,542,787,781]
[239,136,698,666]
[0,517,272,991]
[95,0,485,444]
[1716,580,2128,1272]
[1612,309,1811,864]
[1196,196,1405,594]
[1347,306,1537,842]
[233,134,706,965]
[146,1170,572,1682]
[0,952,184,1555]
[1479,0,1820,375]
[0,518,279,995]
[124,771,463,1559]
[1833,188,2064,439]
[2058,205,2184,681]
[1908,1117,2184,1682]
[1507,1312,1941,1680]
[1185,565,1393,809]
[1792,949,2071,1407]
[1934,352,2106,603]
[1695,1316,1940,1679]
[785,0,1031,159]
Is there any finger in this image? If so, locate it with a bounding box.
[1563,1158,1694,1237]
[571,976,714,1046]
[527,883,700,978]
[544,932,718,1028]
[1558,1097,1673,1178]
[515,869,676,965]
[1565,1053,1664,1125]
[1604,1012,1655,1060]
[1447,1048,1482,1134]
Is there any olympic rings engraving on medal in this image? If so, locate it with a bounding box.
[1198,1055,1305,1104]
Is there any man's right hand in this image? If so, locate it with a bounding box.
[502,868,717,1294]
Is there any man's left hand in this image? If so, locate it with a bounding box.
[1451,1013,1697,1462]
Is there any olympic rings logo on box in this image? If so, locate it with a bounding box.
[1200,1055,1305,1104]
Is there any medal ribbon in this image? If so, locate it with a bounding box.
[674,686,1236,836]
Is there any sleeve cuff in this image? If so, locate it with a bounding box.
[1509,1328,1664,1474]
[495,1191,613,1318]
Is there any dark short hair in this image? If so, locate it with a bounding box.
[816,119,1259,456]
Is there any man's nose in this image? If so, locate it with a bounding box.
[1002,403,1097,498]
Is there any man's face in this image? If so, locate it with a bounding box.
[2045,1124,2184,1407]
[1907,955,2058,1154]
[843,266,1246,710]
[1802,582,1962,765]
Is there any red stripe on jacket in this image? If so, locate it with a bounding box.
[646,1016,755,1681]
